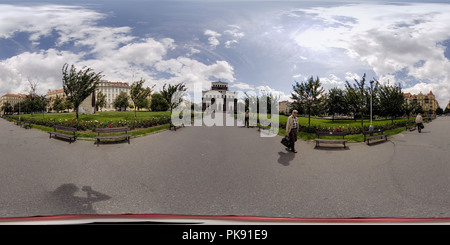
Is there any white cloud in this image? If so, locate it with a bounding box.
[204,25,245,49]
[204,29,221,49]
[0,5,104,41]
[255,85,290,102]
[224,25,245,48]
[230,82,254,90]
[290,3,450,107]
[0,4,236,97]
[113,38,175,66]
[0,49,82,95]
[319,74,346,92]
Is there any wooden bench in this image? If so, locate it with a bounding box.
[315,131,348,149]
[49,125,77,143]
[363,129,387,145]
[169,120,184,131]
[95,127,131,146]
[22,120,31,129]
[406,122,416,131]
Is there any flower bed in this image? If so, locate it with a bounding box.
[6,115,171,131]
[278,119,414,135]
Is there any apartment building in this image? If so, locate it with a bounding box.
[404,90,440,115]
[0,93,26,114]
[279,101,293,115]
[96,80,130,111]
[46,89,67,112]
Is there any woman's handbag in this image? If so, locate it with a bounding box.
[281,136,291,148]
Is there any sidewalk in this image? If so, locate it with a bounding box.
[1,116,450,218]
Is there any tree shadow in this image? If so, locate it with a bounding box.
[48,183,111,215]
[277,150,295,166]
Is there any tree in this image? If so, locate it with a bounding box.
[403,100,421,120]
[95,91,107,112]
[150,93,169,111]
[113,91,130,111]
[136,97,150,111]
[52,95,65,113]
[443,106,449,114]
[24,79,39,116]
[291,76,324,127]
[1,101,12,115]
[130,78,153,121]
[325,87,347,121]
[436,107,444,116]
[160,82,187,114]
[63,98,73,112]
[34,95,48,119]
[377,82,404,124]
[62,63,103,122]
[344,73,371,128]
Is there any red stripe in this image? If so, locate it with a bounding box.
[1,214,449,223]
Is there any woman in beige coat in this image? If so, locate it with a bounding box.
[286,110,300,153]
[415,113,423,133]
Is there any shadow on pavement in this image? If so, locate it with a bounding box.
[277,150,295,166]
[314,146,350,151]
[48,184,111,215]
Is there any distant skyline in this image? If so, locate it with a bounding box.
[1,1,450,106]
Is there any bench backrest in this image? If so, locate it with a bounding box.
[316,131,347,137]
[95,127,129,134]
[54,125,77,132]
[362,129,383,135]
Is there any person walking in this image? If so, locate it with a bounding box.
[245,110,249,128]
[416,113,423,133]
[286,110,299,153]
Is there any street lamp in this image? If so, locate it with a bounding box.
[18,96,21,122]
[369,80,374,131]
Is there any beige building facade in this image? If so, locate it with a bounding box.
[96,80,130,111]
[279,101,293,115]
[46,89,67,112]
[46,80,131,112]
[202,81,238,113]
[404,91,440,115]
[0,94,26,114]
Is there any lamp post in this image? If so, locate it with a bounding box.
[369,80,374,131]
[18,97,21,122]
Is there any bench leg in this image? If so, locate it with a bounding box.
[97,139,100,147]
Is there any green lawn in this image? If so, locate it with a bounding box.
[277,114,411,128]
[10,111,416,142]
[263,114,415,142]
[12,111,172,138]
[20,110,170,122]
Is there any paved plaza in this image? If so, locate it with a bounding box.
[1,116,450,219]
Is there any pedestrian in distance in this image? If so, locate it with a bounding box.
[416,113,423,133]
[286,110,299,153]
[245,109,249,128]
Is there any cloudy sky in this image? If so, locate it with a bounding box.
[1,0,450,107]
